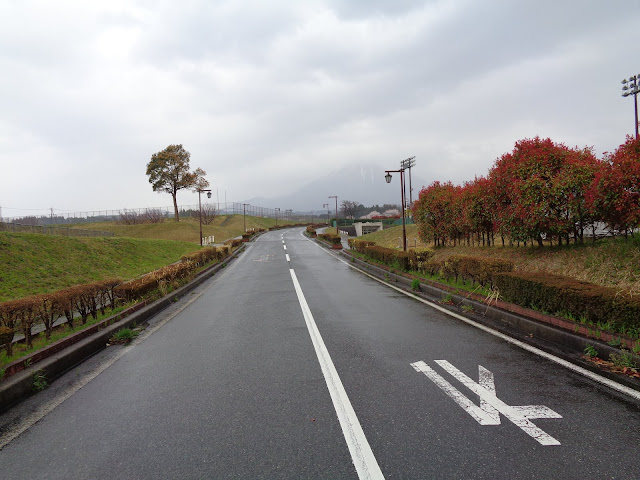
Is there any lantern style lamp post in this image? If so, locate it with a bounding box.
[243,203,249,232]
[198,189,212,246]
[385,169,407,251]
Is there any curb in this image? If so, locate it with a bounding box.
[313,238,640,393]
[0,245,246,413]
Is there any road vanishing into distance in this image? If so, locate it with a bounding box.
[1,228,640,479]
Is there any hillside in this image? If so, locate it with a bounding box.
[70,214,291,243]
[0,232,201,302]
[360,225,640,293]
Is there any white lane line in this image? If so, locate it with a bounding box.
[299,231,640,401]
[283,245,287,250]
[289,269,384,480]
[283,240,285,244]
[286,254,290,262]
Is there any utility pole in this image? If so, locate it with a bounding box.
[329,196,338,234]
[400,156,416,209]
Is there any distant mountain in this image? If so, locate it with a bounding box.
[246,163,427,212]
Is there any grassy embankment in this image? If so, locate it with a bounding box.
[360,224,640,294]
[70,214,291,243]
[1,214,294,302]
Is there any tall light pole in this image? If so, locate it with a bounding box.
[385,169,407,251]
[400,156,416,208]
[622,74,640,139]
[329,196,338,234]
[198,188,212,246]
[275,208,280,227]
[242,203,249,232]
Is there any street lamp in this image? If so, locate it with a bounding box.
[385,168,407,251]
[242,203,250,232]
[328,196,338,235]
[275,208,280,227]
[198,188,212,246]
[622,74,640,139]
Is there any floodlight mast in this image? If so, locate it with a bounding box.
[622,74,640,139]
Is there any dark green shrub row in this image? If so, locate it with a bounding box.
[494,271,640,333]
[441,255,513,287]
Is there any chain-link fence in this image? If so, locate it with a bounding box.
[3,202,320,225]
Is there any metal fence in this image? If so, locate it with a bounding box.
[3,202,321,225]
[0,222,115,237]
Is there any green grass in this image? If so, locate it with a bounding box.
[0,232,201,302]
[68,215,296,243]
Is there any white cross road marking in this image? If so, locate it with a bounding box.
[411,360,562,446]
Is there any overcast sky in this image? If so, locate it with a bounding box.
[1,0,638,218]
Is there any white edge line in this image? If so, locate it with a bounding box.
[300,230,640,402]
[289,269,384,480]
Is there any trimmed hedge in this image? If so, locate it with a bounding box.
[318,233,342,246]
[408,249,435,273]
[360,244,410,271]
[348,238,376,253]
[441,255,513,287]
[494,271,640,333]
[181,247,225,266]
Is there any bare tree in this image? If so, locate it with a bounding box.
[143,208,167,223]
[340,200,361,219]
[201,203,218,225]
[119,210,141,225]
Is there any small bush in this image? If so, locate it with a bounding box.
[110,328,139,344]
[318,233,342,246]
[408,249,435,272]
[32,370,48,392]
[411,279,421,291]
[494,271,640,334]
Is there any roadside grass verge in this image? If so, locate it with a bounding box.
[348,250,493,298]
[361,226,640,293]
[0,232,201,302]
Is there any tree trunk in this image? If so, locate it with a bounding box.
[172,192,180,222]
[537,236,543,247]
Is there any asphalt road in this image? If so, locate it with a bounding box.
[1,228,639,479]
